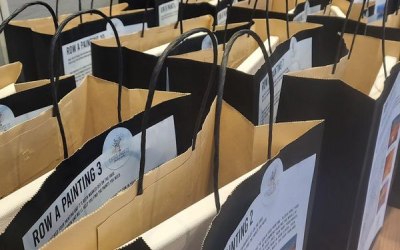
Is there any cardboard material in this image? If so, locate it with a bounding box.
[0,62,22,88]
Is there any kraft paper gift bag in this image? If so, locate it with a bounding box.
[0,86,193,250]
[0,27,219,250]
[4,1,130,82]
[91,15,249,90]
[276,29,400,250]
[120,128,323,250]
[0,10,183,199]
[31,8,160,83]
[118,29,324,250]
[91,15,214,90]
[167,18,340,126]
[0,75,76,133]
[227,0,324,23]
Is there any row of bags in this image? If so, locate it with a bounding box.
[8,0,398,83]
[0,0,399,249]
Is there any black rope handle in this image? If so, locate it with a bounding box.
[348,0,388,71]
[213,29,274,211]
[49,9,123,158]
[222,0,234,50]
[212,0,221,31]
[285,0,290,39]
[333,0,388,77]
[331,0,354,74]
[173,0,185,34]
[265,0,272,53]
[140,0,150,37]
[381,0,389,78]
[137,27,218,195]
[90,0,114,17]
[347,0,367,58]
[246,0,287,47]
[56,0,83,23]
[246,0,272,53]
[249,0,259,22]
[0,1,57,33]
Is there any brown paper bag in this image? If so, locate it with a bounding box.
[92,15,215,52]
[40,29,323,250]
[0,10,184,199]
[276,32,400,250]
[172,19,321,67]
[0,75,183,198]
[0,27,219,249]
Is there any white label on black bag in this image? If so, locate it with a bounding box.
[22,116,177,249]
[258,37,312,125]
[0,104,50,132]
[224,155,316,250]
[158,0,179,26]
[358,73,400,250]
[62,19,145,85]
[217,8,228,25]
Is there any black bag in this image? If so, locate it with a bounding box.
[121,0,232,26]
[120,28,325,250]
[307,14,400,41]
[200,29,324,250]
[277,30,400,250]
[5,2,157,82]
[31,9,158,83]
[3,1,59,82]
[91,16,250,92]
[166,18,342,125]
